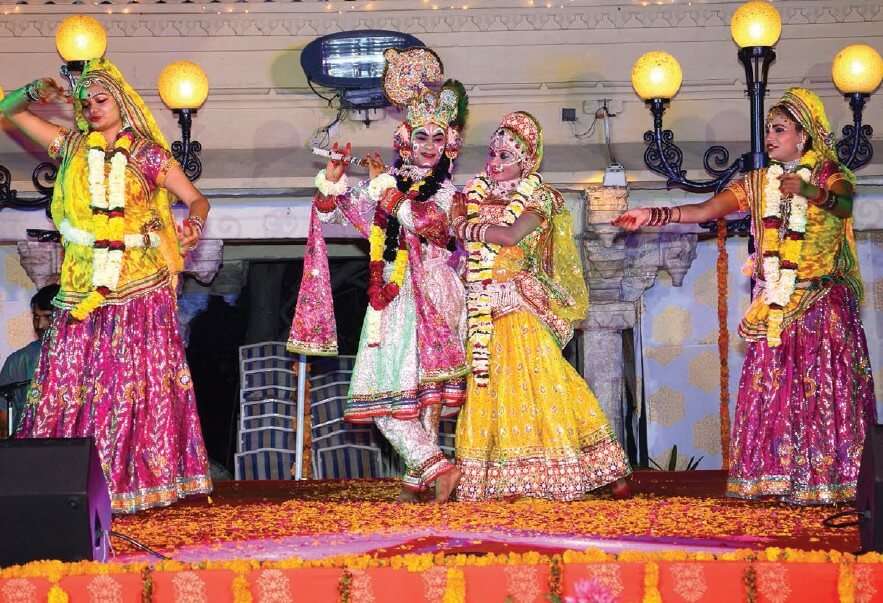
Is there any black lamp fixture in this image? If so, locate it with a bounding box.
[157,61,209,182]
[301,30,426,111]
[631,0,882,200]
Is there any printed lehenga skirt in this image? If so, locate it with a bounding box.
[455,310,631,501]
[728,284,876,505]
[16,284,212,514]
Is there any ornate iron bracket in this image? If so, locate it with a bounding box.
[643,98,744,195]
[0,163,57,218]
[171,108,203,182]
[0,165,15,207]
[836,92,874,171]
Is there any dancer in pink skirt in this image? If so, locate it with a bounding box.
[0,58,212,513]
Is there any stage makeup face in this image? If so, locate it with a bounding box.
[486,128,525,183]
[79,83,123,136]
[410,123,447,168]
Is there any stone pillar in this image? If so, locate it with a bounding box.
[579,302,636,441]
[184,239,225,284]
[16,241,62,288]
[580,185,698,447]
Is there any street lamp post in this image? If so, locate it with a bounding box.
[633,0,880,197]
[632,0,783,195]
[157,61,210,182]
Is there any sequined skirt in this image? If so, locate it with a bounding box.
[455,311,630,501]
[16,285,212,514]
[727,284,876,505]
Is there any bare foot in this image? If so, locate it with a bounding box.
[610,478,634,500]
[434,466,462,503]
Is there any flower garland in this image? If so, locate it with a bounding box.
[0,549,878,602]
[716,218,731,467]
[362,175,413,346]
[642,561,661,603]
[442,567,466,603]
[70,131,131,321]
[760,160,814,346]
[464,172,542,386]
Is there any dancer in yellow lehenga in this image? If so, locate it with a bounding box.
[452,112,631,501]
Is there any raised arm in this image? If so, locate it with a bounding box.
[612,189,742,231]
[0,79,68,150]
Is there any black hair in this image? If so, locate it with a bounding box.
[382,154,453,261]
[31,283,60,311]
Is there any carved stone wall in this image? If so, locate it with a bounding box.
[580,184,698,446]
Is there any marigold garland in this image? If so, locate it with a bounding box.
[716,218,731,467]
[231,562,253,603]
[548,554,563,602]
[338,568,352,603]
[0,548,877,602]
[442,567,466,603]
[642,561,661,603]
[364,208,409,345]
[838,561,855,603]
[71,131,132,321]
[744,564,758,603]
[463,172,542,386]
[760,159,815,346]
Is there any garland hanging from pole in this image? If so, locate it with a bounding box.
[716,217,731,468]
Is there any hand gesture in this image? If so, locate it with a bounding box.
[325,142,351,183]
[778,173,816,199]
[450,193,467,222]
[612,208,652,231]
[364,152,386,180]
[176,220,200,254]
[33,78,68,104]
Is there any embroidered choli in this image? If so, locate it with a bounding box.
[48,128,179,307]
[473,183,585,346]
[725,160,862,340]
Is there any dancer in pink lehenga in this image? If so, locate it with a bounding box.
[615,88,875,504]
[0,59,212,513]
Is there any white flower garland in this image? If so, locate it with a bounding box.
[89,147,128,291]
[314,169,349,197]
[367,173,397,202]
[59,219,96,247]
[464,172,543,386]
[87,147,107,209]
[760,163,812,346]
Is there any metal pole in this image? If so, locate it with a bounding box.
[294,354,307,480]
[737,46,775,172]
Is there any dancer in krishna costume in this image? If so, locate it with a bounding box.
[0,59,212,513]
[615,88,875,505]
[452,111,632,501]
[289,48,468,502]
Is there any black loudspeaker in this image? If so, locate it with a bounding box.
[0,438,111,567]
[857,424,883,552]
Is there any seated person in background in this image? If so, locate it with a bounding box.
[0,283,59,434]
